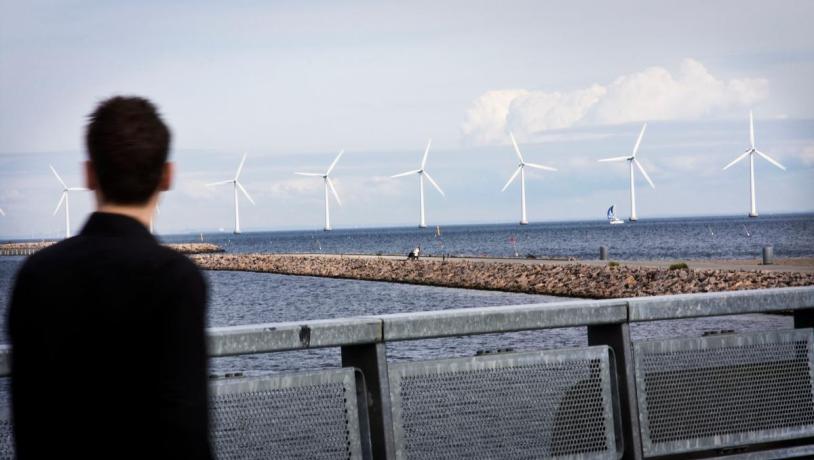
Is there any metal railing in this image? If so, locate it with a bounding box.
[0,286,813,459]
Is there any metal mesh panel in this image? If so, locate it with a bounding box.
[389,347,619,460]
[634,329,814,457]
[0,406,13,460]
[211,368,368,460]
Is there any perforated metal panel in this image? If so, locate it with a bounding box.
[388,347,620,460]
[211,368,371,460]
[0,406,13,460]
[634,329,814,457]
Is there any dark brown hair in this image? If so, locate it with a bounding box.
[85,96,171,204]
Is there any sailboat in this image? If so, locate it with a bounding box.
[607,205,624,225]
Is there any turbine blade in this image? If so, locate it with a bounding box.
[294,172,323,177]
[420,139,432,169]
[156,203,161,215]
[206,180,234,186]
[749,111,755,149]
[68,187,89,191]
[325,149,344,175]
[326,177,342,206]
[49,165,67,189]
[632,123,647,157]
[756,150,786,170]
[0,208,4,216]
[722,150,751,170]
[423,171,445,197]
[634,159,656,189]
[598,156,631,162]
[509,132,524,163]
[234,153,248,180]
[236,181,255,205]
[391,169,421,178]
[524,162,557,172]
[53,192,66,215]
[501,167,521,192]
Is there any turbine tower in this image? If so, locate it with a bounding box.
[722,111,786,217]
[295,149,344,231]
[502,132,557,225]
[598,123,655,222]
[207,154,255,234]
[50,165,89,238]
[391,139,445,228]
[149,202,160,234]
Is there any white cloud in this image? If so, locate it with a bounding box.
[269,177,323,199]
[800,145,814,166]
[462,59,769,145]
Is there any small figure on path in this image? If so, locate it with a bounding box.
[407,246,421,260]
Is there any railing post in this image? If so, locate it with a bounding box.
[587,322,643,460]
[342,342,396,460]
[794,309,814,329]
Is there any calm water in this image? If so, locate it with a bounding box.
[162,214,814,260]
[0,255,793,376]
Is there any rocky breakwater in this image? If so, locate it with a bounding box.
[164,243,224,254]
[189,254,814,299]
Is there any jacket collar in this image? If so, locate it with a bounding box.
[79,212,156,241]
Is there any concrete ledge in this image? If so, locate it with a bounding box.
[207,317,382,356]
[379,299,628,341]
[628,286,814,322]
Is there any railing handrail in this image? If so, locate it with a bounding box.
[0,286,812,377]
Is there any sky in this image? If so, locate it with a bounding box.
[1,1,813,238]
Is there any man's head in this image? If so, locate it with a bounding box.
[85,96,172,205]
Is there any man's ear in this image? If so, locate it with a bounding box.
[84,161,98,190]
[159,162,173,191]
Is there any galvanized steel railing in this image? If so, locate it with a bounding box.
[1,286,813,459]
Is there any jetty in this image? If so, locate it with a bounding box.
[190,252,814,299]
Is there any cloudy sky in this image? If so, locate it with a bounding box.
[1,1,813,238]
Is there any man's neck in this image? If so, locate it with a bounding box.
[96,201,156,229]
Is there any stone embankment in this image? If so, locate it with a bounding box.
[190,253,814,299]
[0,241,223,255]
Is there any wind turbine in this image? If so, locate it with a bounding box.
[391,139,445,228]
[207,154,255,234]
[598,123,655,222]
[295,149,344,231]
[50,165,89,238]
[722,111,785,217]
[0,207,4,216]
[502,132,557,225]
[149,202,160,234]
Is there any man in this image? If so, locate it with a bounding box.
[8,96,212,459]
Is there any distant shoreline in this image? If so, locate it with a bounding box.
[0,241,224,256]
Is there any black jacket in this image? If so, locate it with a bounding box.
[7,212,212,459]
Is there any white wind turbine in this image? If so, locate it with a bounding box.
[295,150,344,231]
[149,202,160,234]
[50,165,89,238]
[207,154,255,234]
[502,133,557,225]
[722,111,785,217]
[391,139,445,228]
[598,123,655,222]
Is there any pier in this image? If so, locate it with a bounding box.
[1,286,814,458]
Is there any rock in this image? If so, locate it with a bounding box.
[187,254,814,299]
